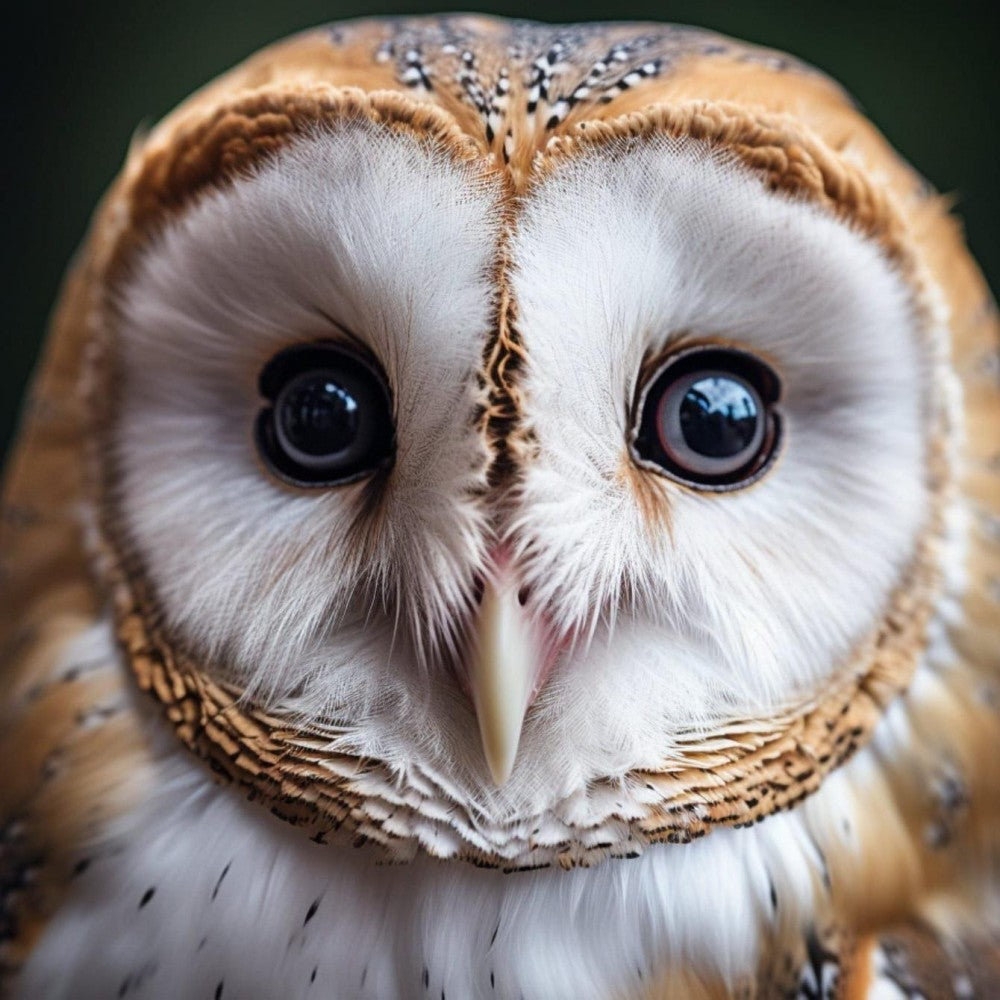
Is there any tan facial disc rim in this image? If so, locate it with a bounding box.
[90,87,950,869]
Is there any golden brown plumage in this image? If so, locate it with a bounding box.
[2,16,998,997]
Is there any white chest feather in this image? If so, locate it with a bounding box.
[14,627,867,999]
[18,745,835,999]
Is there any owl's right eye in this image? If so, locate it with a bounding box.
[630,345,782,491]
[255,342,395,487]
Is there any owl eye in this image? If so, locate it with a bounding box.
[630,346,782,490]
[255,341,395,487]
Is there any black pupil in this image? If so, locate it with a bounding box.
[679,376,759,458]
[278,373,359,457]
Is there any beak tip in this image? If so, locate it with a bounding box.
[475,698,523,786]
[484,744,517,786]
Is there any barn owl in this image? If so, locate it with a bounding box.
[2,14,999,998]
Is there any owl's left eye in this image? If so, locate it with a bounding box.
[255,341,395,487]
[630,346,782,491]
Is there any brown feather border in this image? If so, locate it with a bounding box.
[87,85,952,869]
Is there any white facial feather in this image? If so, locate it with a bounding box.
[509,134,928,729]
[110,126,930,846]
[113,121,503,702]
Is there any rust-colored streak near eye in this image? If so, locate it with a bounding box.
[617,451,673,541]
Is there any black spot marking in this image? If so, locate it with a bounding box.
[490,971,495,989]
[72,858,91,877]
[215,982,224,1000]
[304,897,321,925]
[41,751,62,780]
[197,936,208,952]
[798,930,839,1000]
[310,966,317,983]
[937,773,969,812]
[120,960,159,994]
[21,681,45,703]
[925,820,950,850]
[211,861,231,901]
[423,966,430,988]
[769,880,778,912]
[139,887,155,909]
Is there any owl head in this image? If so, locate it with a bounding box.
[22,16,989,871]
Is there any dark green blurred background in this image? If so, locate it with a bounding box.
[2,2,997,463]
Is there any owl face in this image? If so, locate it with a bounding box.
[91,22,949,867]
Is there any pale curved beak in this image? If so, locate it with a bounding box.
[469,575,537,785]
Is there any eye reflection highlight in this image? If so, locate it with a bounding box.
[277,374,361,459]
[678,376,760,459]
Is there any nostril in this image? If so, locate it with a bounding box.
[470,575,530,608]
